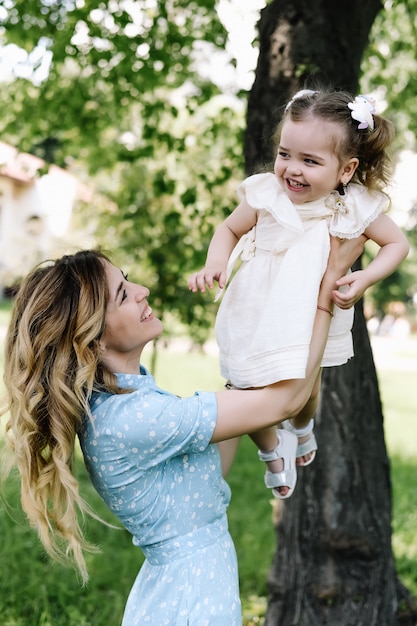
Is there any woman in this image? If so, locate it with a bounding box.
[2,235,365,625]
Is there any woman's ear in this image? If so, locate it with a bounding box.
[341,157,359,184]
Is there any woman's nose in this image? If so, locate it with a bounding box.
[136,285,150,300]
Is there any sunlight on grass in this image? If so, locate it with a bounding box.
[371,335,417,459]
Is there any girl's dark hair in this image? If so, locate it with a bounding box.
[275,89,394,191]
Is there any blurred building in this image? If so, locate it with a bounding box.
[0,141,92,292]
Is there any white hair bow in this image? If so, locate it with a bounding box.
[285,89,319,112]
[348,95,376,130]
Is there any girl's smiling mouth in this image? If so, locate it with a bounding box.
[286,179,307,190]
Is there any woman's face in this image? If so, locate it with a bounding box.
[100,262,163,372]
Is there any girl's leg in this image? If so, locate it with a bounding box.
[225,381,297,499]
[284,370,322,466]
[250,426,297,499]
[291,370,322,430]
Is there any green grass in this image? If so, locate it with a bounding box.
[380,369,417,459]
[0,315,416,625]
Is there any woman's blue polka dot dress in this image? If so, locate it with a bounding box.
[79,367,242,625]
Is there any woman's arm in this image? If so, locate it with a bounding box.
[188,199,257,292]
[211,234,367,443]
[333,214,409,310]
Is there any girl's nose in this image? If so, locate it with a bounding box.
[286,160,302,176]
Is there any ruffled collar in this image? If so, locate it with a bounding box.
[239,173,388,238]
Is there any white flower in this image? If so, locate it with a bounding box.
[348,95,376,130]
[325,191,349,215]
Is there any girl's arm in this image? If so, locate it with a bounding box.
[332,214,409,310]
[188,198,257,293]
[211,234,367,443]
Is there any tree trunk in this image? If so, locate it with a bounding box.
[244,1,417,624]
[266,301,417,625]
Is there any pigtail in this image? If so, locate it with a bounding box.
[354,114,395,191]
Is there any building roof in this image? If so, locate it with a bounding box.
[0,141,46,184]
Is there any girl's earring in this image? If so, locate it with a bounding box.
[337,181,347,196]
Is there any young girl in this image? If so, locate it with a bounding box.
[188,88,409,500]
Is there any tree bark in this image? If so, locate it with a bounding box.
[266,301,417,625]
[244,1,417,624]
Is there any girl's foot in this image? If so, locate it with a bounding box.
[282,419,317,466]
[258,430,297,499]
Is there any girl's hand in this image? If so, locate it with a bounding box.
[188,265,227,293]
[332,269,369,309]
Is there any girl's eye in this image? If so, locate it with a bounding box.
[278,150,289,158]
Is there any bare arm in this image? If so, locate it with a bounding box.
[188,199,257,292]
[210,234,367,443]
[333,214,409,309]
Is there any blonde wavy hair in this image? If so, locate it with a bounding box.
[1,249,127,582]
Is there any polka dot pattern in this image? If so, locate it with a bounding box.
[79,367,241,625]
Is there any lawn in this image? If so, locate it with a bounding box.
[0,301,416,625]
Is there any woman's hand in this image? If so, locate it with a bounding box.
[327,235,367,278]
[319,235,367,312]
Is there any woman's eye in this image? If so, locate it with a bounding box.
[121,289,128,303]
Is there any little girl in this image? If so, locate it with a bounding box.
[188,89,409,500]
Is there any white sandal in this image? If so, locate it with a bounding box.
[258,430,298,500]
[282,418,317,467]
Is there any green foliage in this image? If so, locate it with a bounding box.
[88,96,245,340]
[363,244,416,316]
[0,0,246,339]
[0,0,229,164]
[1,0,415,337]
[361,0,417,149]
[360,1,417,313]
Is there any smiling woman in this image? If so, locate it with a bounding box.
[1,240,366,625]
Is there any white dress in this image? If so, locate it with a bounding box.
[215,173,388,388]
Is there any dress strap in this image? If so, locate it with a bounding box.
[214,227,256,302]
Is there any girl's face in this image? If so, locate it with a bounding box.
[100,262,163,373]
[274,118,358,205]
